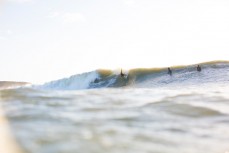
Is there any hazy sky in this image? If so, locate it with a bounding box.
[1,0,229,83]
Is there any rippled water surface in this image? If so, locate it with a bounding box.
[1,84,229,153]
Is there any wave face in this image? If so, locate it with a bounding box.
[39,61,229,90]
[40,71,99,90]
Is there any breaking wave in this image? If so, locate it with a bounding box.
[38,60,229,90]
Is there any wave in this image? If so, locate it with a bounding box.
[146,101,225,117]
[38,71,99,90]
[38,60,229,90]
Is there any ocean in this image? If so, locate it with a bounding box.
[0,61,229,153]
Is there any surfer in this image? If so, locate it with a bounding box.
[168,67,172,76]
[197,65,201,72]
[93,78,99,83]
[120,69,125,77]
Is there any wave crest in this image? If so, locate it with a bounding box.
[38,60,229,90]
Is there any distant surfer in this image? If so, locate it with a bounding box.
[93,78,99,83]
[120,69,125,77]
[168,67,172,76]
[197,65,201,72]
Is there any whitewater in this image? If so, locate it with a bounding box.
[0,61,229,153]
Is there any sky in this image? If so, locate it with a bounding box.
[0,0,229,83]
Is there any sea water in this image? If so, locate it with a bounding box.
[0,61,229,153]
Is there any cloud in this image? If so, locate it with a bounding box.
[6,0,33,3]
[47,12,86,23]
[123,0,136,7]
[0,30,13,35]
[63,13,86,23]
[0,36,6,40]
[0,29,13,40]
[47,12,61,18]
[6,30,13,35]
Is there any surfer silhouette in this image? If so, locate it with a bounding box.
[168,67,172,76]
[120,69,125,77]
[197,65,201,72]
[93,78,99,83]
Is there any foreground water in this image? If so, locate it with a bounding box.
[1,61,229,153]
[1,84,229,153]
